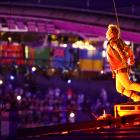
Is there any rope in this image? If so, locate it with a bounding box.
[112,0,120,28]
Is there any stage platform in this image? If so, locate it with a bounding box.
[14,102,140,140]
[16,123,140,140]
[16,116,140,140]
[114,101,140,118]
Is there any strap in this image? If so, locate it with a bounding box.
[107,39,114,50]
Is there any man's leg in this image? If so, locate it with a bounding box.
[116,72,140,102]
[116,72,140,92]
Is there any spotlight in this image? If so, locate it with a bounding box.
[10,75,15,80]
[31,66,36,72]
[69,112,75,123]
[69,112,75,118]
[100,70,104,74]
[0,80,3,85]
[67,79,71,84]
[17,95,22,101]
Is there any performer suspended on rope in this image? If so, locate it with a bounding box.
[106,24,140,102]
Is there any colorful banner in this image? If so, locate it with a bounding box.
[26,47,35,65]
[0,44,24,64]
[79,59,103,71]
[79,49,103,71]
[79,49,102,59]
[34,47,50,66]
[52,47,65,68]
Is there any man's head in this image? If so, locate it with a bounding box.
[106,24,120,40]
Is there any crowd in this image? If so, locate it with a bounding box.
[0,66,115,128]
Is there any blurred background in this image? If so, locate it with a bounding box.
[0,0,140,135]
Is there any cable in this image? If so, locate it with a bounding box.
[112,0,120,28]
